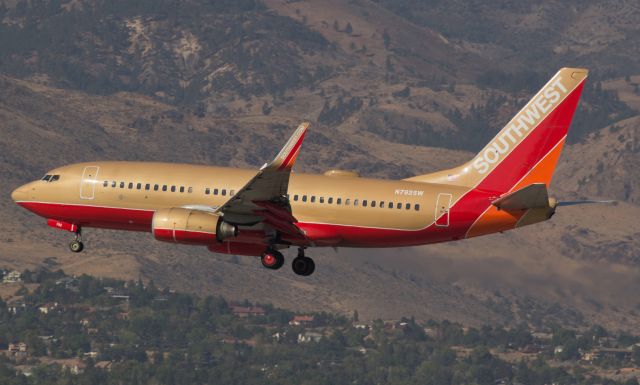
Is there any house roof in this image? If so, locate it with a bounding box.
[95,361,113,369]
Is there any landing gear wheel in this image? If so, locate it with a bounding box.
[292,256,315,276]
[69,228,84,253]
[69,240,84,253]
[261,250,285,270]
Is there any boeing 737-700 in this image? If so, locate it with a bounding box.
[12,68,589,276]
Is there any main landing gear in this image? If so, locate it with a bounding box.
[292,248,315,276]
[260,247,315,276]
[69,229,84,253]
[261,249,285,270]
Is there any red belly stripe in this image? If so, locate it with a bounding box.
[18,202,154,232]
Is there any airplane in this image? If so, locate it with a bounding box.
[12,68,591,277]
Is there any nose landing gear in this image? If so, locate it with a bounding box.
[69,229,84,253]
[292,248,315,276]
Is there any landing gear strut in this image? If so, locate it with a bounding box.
[292,248,315,276]
[69,228,84,253]
[261,249,285,270]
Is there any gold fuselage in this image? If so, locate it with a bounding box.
[14,161,468,231]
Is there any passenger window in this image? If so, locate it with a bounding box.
[397,203,402,209]
[162,185,167,192]
[345,198,350,206]
[380,201,385,208]
[188,187,193,193]
[302,195,307,202]
[103,181,108,187]
[112,181,116,188]
[180,186,185,193]
[415,204,420,211]
[128,183,134,189]
[145,184,150,190]
[406,203,411,210]
[294,195,299,201]
[154,184,159,191]
[171,186,176,192]
[319,197,324,204]
[362,200,367,207]
[205,188,210,195]
[221,189,226,196]
[214,188,219,195]
[230,190,235,196]
[311,196,316,203]
[136,183,142,190]
[354,199,359,206]
[328,197,333,204]
[371,201,376,208]
[120,182,125,188]
[337,198,342,205]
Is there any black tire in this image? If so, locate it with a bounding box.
[292,256,315,276]
[272,251,285,270]
[69,240,84,253]
[302,257,315,276]
[261,250,284,270]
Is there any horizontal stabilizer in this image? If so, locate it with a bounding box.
[492,183,549,211]
[557,200,616,207]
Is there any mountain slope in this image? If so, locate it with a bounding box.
[0,0,639,331]
[1,75,639,332]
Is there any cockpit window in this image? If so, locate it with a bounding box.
[42,174,60,182]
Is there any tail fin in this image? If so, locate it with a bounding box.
[405,68,588,192]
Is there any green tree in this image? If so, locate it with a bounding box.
[382,29,391,48]
[345,22,353,34]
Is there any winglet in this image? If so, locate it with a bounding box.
[270,122,309,171]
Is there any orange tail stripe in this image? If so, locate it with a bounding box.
[466,137,566,238]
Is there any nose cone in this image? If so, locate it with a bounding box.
[11,185,28,202]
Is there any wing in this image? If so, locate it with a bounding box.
[215,122,309,238]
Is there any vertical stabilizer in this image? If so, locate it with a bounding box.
[405,68,588,193]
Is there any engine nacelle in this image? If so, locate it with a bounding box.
[152,208,238,245]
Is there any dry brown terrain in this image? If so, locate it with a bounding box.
[1,74,639,332]
[0,0,639,332]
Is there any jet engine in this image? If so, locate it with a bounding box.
[152,208,238,244]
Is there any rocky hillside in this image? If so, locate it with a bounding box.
[0,0,639,331]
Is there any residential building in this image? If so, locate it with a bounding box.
[38,302,60,314]
[3,270,21,283]
[60,359,86,375]
[298,332,323,343]
[94,361,113,371]
[290,315,315,326]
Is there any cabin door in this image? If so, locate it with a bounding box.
[80,166,100,200]
[435,193,452,227]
